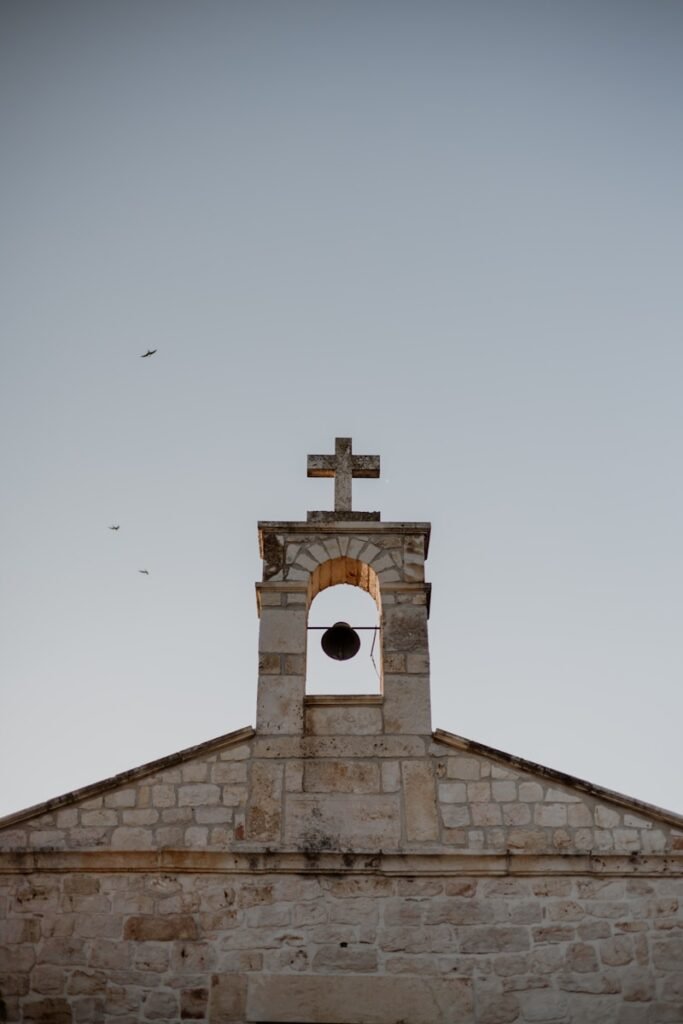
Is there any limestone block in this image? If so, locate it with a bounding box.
[284,793,401,850]
[595,805,621,828]
[195,807,233,824]
[151,784,176,807]
[283,653,305,674]
[516,988,568,1021]
[257,676,305,735]
[614,828,640,851]
[460,926,531,953]
[475,992,520,1023]
[534,804,567,827]
[503,803,532,826]
[180,987,209,1019]
[211,762,247,784]
[439,782,467,802]
[406,652,430,673]
[383,675,431,734]
[568,803,593,827]
[492,781,517,802]
[471,803,502,826]
[184,826,209,848]
[305,704,382,736]
[123,915,198,941]
[383,652,406,672]
[178,784,220,807]
[304,760,380,793]
[208,973,247,1022]
[258,653,280,674]
[29,831,66,849]
[519,782,544,801]
[447,757,481,780]
[285,761,303,792]
[110,827,154,850]
[382,605,428,653]
[103,789,137,809]
[219,744,251,761]
[20,998,72,1022]
[122,809,158,826]
[245,762,283,842]
[468,782,491,802]
[441,804,471,828]
[507,829,549,853]
[545,787,581,803]
[245,973,474,1023]
[0,830,28,851]
[381,761,401,792]
[402,761,439,841]
[258,608,307,654]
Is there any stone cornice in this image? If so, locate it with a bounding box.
[434,728,683,831]
[1,849,682,878]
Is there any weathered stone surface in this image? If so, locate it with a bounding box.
[123,914,198,941]
[303,759,380,793]
[257,676,305,735]
[284,793,401,849]
[383,676,431,733]
[22,999,73,1023]
[246,973,474,1023]
[208,972,247,1021]
[402,760,439,841]
[305,704,383,736]
[245,762,283,842]
[258,608,307,654]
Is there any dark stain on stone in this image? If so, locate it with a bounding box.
[262,533,284,579]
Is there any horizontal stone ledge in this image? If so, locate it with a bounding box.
[307,510,381,522]
[304,695,383,706]
[1,849,682,877]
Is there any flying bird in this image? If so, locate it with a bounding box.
[141,349,157,358]
[108,525,120,531]
[138,569,150,575]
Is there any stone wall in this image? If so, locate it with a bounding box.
[2,512,682,1022]
[1,729,681,858]
[1,866,682,1022]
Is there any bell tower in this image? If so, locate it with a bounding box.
[255,438,432,738]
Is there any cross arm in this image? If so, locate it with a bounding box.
[307,454,337,478]
[351,455,380,478]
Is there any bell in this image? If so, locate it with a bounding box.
[321,621,361,661]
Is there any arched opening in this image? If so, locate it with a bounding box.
[306,558,381,695]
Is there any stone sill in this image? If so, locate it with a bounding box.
[304,695,383,707]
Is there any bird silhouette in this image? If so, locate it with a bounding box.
[108,525,120,531]
[138,569,150,575]
[141,349,157,358]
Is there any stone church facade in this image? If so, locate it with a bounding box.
[1,439,682,1023]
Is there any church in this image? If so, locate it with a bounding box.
[1,438,682,1023]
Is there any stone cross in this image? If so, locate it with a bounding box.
[307,437,380,513]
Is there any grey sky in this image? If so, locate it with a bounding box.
[2,1,682,817]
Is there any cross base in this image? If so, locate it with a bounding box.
[307,510,381,523]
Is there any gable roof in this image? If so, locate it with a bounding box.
[434,727,683,831]
[0,726,255,830]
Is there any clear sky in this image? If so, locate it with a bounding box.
[2,1,682,818]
